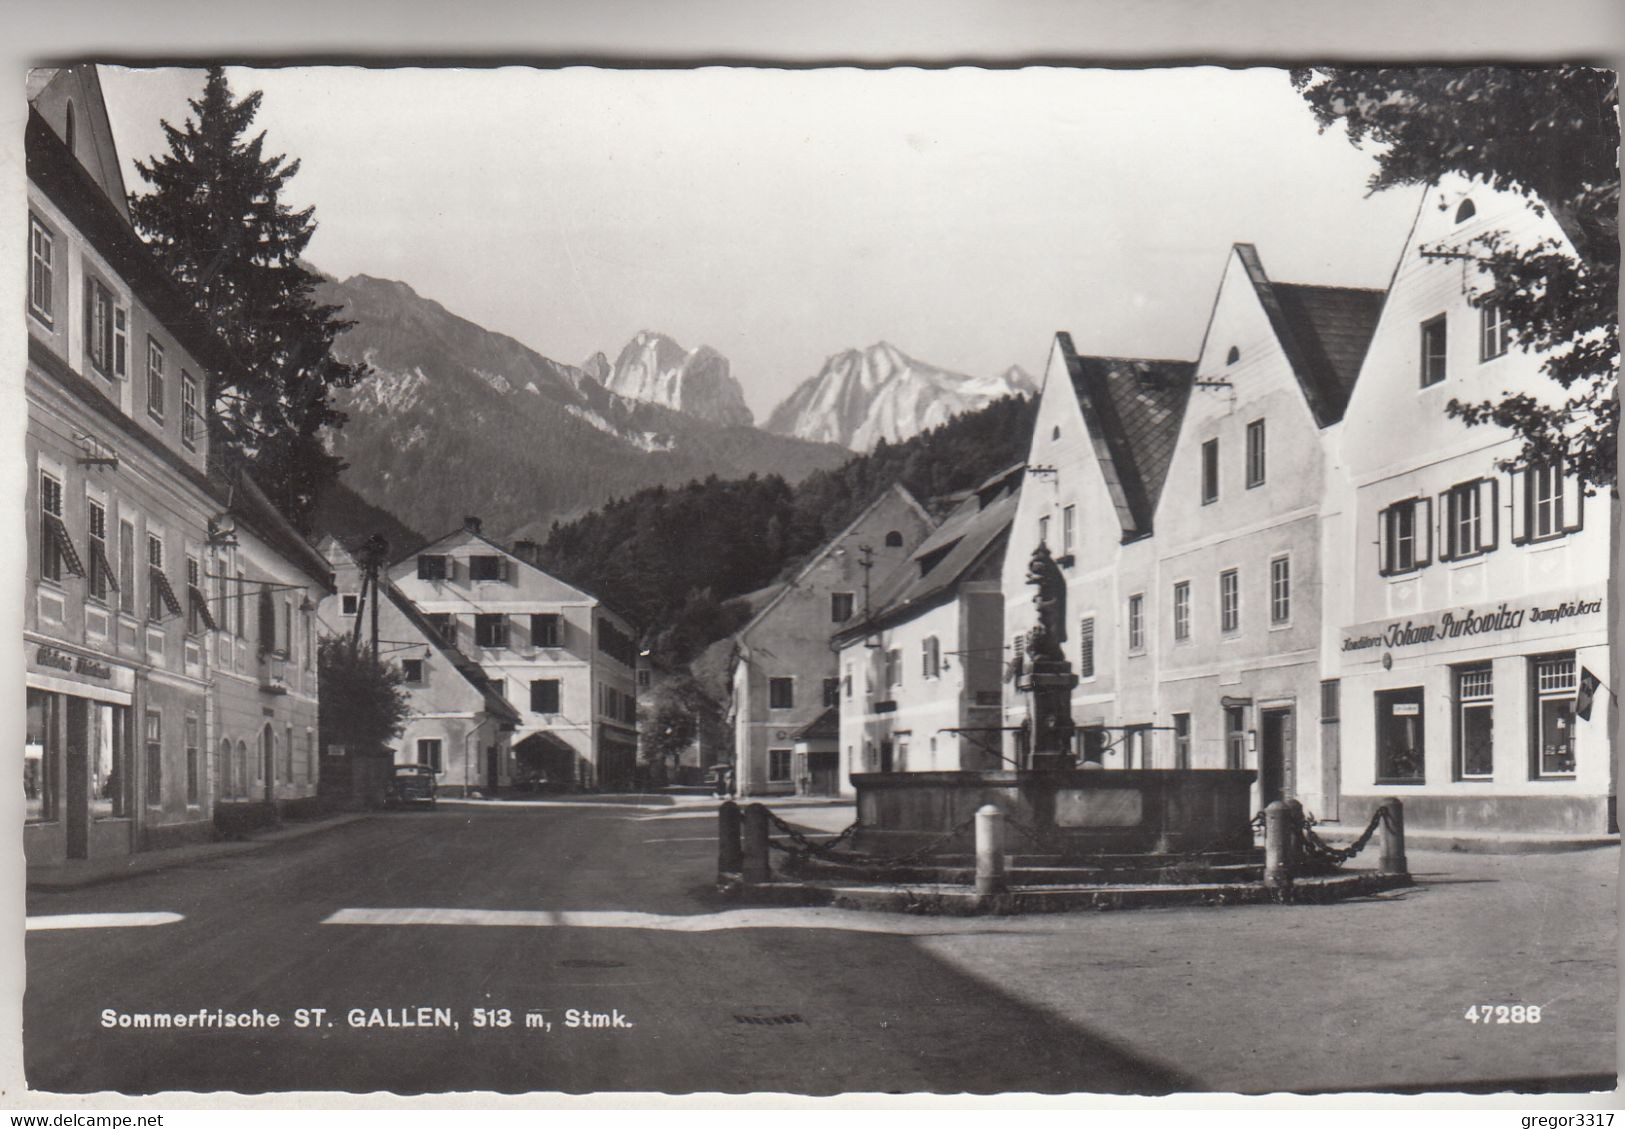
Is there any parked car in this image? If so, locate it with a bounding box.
[384,764,438,809]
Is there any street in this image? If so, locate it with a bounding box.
[23,801,1618,1096]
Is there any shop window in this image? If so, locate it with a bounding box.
[1172,713,1191,770]
[921,635,940,679]
[1419,315,1447,387]
[1173,581,1191,641]
[90,703,129,818]
[1270,556,1290,625]
[770,677,795,710]
[29,214,53,325]
[418,738,443,772]
[1455,665,1494,780]
[823,677,841,708]
[1531,655,1578,778]
[144,710,163,807]
[85,276,115,377]
[1378,497,1432,575]
[768,748,793,782]
[1442,478,1498,560]
[1127,595,1144,652]
[1219,570,1239,633]
[1078,616,1095,678]
[469,554,505,581]
[530,679,560,714]
[1246,419,1266,488]
[1375,687,1425,783]
[416,554,449,580]
[401,658,424,684]
[830,592,855,624]
[25,689,60,823]
[474,614,508,648]
[1480,299,1510,361]
[146,337,166,420]
[1201,439,1219,504]
[185,716,200,806]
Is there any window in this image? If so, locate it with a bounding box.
[531,613,561,647]
[119,519,136,615]
[234,569,246,638]
[25,690,59,823]
[530,679,560,714]
[1037,515,1050,546]
[341,593,359,616]
[1224,706,1246,770]
[39,470,65,583]
[1442,478,1498,560]
[426,613,456,647]
[147,534,169,621]
[1201,439,1219,504]
[1320,679,1340,722]
[144,710,163,806]
[488,678,505,700]
[1172,714,1191,770]
[114,307,127,378]
[1379,497,1432,575]
[1419,315,1447,387]
[417,739,443,772]
[416,554,448,580]
[884,530,904,548]
[1173,582,1191,642]
[257,588,277,652]
[637,668,650,689]
[185,716,200,806]
[1225,345,1240,365]
[769,677,794,710]
[1269,556,1290,625]
[1375,687,1425,783]
[181,372,199,448]
[1062,505,1076,554]
[1127,594,1144,652]
[474,614,508,648]
[1219,569,1239,633]
[843,664,852,700]
[1078,616,1095,678]
[1455,198,1476,223]
[87,703,128,817]
[830,592,855,624]
[1480,299,1510,361]
[921,636,940,679]
[469,555,504,581]
[304,609,314,669]
[1532,655,1578,777]
[823,677,841,708]
[87,499,112,601]
[768,748,793,783]
[1516,461,1583,543]
[401,658,424,684]
[28,215,52,324]
[146,337,165,419]
[1245,419,1266,488]
[85,277,114,376]
[186,556,216,635]
[1456,665,1494,780]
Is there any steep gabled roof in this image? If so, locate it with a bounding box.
[378,578,522,727]
[212,464,336,592]
[836,465,1022,640]
[1059,336,1195,541]
[1232,244,1385,428]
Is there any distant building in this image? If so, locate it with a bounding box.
[380,518,639,789]
[727,485,934,796]
[834,464,1023,793]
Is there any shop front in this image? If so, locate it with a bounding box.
[25,640,138,865]
[1336,584,1611,834]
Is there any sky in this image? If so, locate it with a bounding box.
[97,65,1426,422]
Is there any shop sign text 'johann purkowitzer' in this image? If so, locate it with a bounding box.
[1340,585,1606,665]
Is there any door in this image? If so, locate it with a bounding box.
[262,725,276,803]
[808,753,839,796]
[1224,706,1247,770]
[1259,707,1295,807]
[486,745,500,790]
[878,740,894,773]
[65,696,89,860]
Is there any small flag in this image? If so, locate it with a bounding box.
[1576,666,1601,722]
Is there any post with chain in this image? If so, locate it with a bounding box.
[974,804,1008,896]
[718,801,743,877]
[742,803,771,885]
[1377,797,1407,876]
[1263,800,1293,888]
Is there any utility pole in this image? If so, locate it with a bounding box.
[857,544,875,619]
[351,534,390,658]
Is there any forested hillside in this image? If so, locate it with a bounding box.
[537,394,1037,662]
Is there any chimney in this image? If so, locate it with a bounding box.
[512,539,540,565]
[463,516,482,535]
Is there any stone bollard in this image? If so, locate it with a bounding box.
[974,804,1008,896]
[741,803,771,885]
[1378,797,1408,876]
[717,801,743,877]
[1263,800,1293,888]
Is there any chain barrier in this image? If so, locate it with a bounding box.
[764,808,978,870]
[1295,806,1387,867]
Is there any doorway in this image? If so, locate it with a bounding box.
[1259,707,1295,806]
[807,752,839,796]
[262,725,276,803]
[486,744,500,790]
[878,740,894,773]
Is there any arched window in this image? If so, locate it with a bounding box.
[884,530,904,548]
[236,741,248,797]
[219,738,232,799]
[1455,199,1476,223]
[64,101,75,154]
[1226,345,1240,366]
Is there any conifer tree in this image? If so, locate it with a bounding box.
[130,67,368,527]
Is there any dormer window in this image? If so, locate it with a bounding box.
[1225,345,1240,365]
[884,530,903,548]
[1455,199,1476,223]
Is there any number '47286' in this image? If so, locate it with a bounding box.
[1464,1004,1541,1024]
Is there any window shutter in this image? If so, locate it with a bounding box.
[1508,469,1529,544]
[1376,507,1391,576]
[1481,477,1499,551]
[1437,491,1454,562]
[1416,497,1432,566]
[1564,467,1585,533]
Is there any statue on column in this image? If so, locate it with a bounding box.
[1024,542,1067,663]
[1020,542,1078,770]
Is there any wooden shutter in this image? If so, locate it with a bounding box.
[1376,506,1391,576]
[1508,469,1529,544]
[1437,491,1454,562]
[1415,497,1433,567]
[1563,466,1585,533]
[1481,477,1499,551]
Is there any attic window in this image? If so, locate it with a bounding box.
[1455,199,1476,223]
[1051,425,1061,441]
[884,530,904,548]
[1226,346,1240,366]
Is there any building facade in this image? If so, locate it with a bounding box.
[729,485,934,796]
[835,466,1021,794]
[1327,178,1614,833]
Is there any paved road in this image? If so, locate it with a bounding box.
[22,803,1618,1097]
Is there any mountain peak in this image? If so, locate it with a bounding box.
[603,331,754,427]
